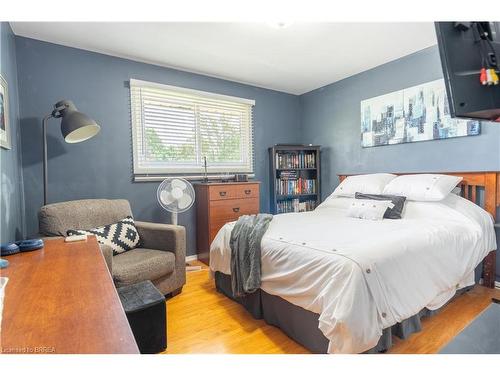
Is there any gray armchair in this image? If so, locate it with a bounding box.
[38,199,186,296]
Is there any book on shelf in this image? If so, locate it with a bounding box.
[276,198,317,214]
[276,177,316,196]
[276,151,316,169]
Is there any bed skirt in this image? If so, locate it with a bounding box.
[214,271,472,353]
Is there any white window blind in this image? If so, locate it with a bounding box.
[130,79,255,176]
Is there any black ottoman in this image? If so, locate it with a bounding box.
[117,280,166,354]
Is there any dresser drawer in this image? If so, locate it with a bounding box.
[209,185,239,200]
[208,199,259,243]
[209,221,228,244]
[209,198,259,222]
[208,183,260,201]
[235,183,259,199]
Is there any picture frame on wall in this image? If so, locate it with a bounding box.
[360,79,481,148]
[0,74,11,150]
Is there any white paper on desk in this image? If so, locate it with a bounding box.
[0,277,8,334]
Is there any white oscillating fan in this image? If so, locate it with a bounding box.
[157,178,195,225]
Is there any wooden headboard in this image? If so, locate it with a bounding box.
[338,171,498,288]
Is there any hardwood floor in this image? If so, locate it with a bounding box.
[388,284,500,354]
[164,261,308,354]
[163,261,500,354]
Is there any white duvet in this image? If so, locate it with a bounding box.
[209,194,497,353]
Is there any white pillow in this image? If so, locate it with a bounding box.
[347,199,395,220]
[332,173,397,197]
[383,174,463,201]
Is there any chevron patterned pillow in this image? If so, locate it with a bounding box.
[67,216,141,255]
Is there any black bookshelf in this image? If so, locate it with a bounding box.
[269,144,321,214]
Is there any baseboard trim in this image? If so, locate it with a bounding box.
[186,255,198,262]
[476,278,499,289]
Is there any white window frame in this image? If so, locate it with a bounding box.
[130,79,255,179]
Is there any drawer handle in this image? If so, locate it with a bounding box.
[232,207,240,213]
[244,189,251,195]
[219,191,227,197]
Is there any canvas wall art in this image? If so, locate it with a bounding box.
[0,74,11,149]
[361,79,480,147]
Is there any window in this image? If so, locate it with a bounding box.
[130,79,255,178]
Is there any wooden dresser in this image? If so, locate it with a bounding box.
[195,181,260,264]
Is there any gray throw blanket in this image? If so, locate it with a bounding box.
[230,214,273,297]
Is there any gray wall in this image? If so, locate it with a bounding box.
[0,22,24,243]
[15,37,301,255]
[300,46,500,280]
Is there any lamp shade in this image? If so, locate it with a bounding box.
[55,100,100,143]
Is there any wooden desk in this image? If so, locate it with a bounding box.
[0,236,139,354]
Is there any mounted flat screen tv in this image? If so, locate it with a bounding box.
[435,22,500,122]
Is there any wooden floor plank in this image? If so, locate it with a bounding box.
[163,261,499,354]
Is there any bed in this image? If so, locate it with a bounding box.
[209,171,499,354]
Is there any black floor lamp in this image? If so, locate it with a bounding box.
[42,100,100,205]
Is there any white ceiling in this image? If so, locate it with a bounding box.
[10,22,437,95]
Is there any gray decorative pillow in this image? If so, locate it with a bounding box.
[355,192,407,219]
[67,216,141,255]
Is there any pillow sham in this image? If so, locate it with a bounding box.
[355,192,407,219]
[332,173,396,197]
[347,199,395,221]
[383,174,462,202]
[67,216,141,255]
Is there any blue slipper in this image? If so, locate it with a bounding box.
[16,239,44,252]
[0,243,20,256]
